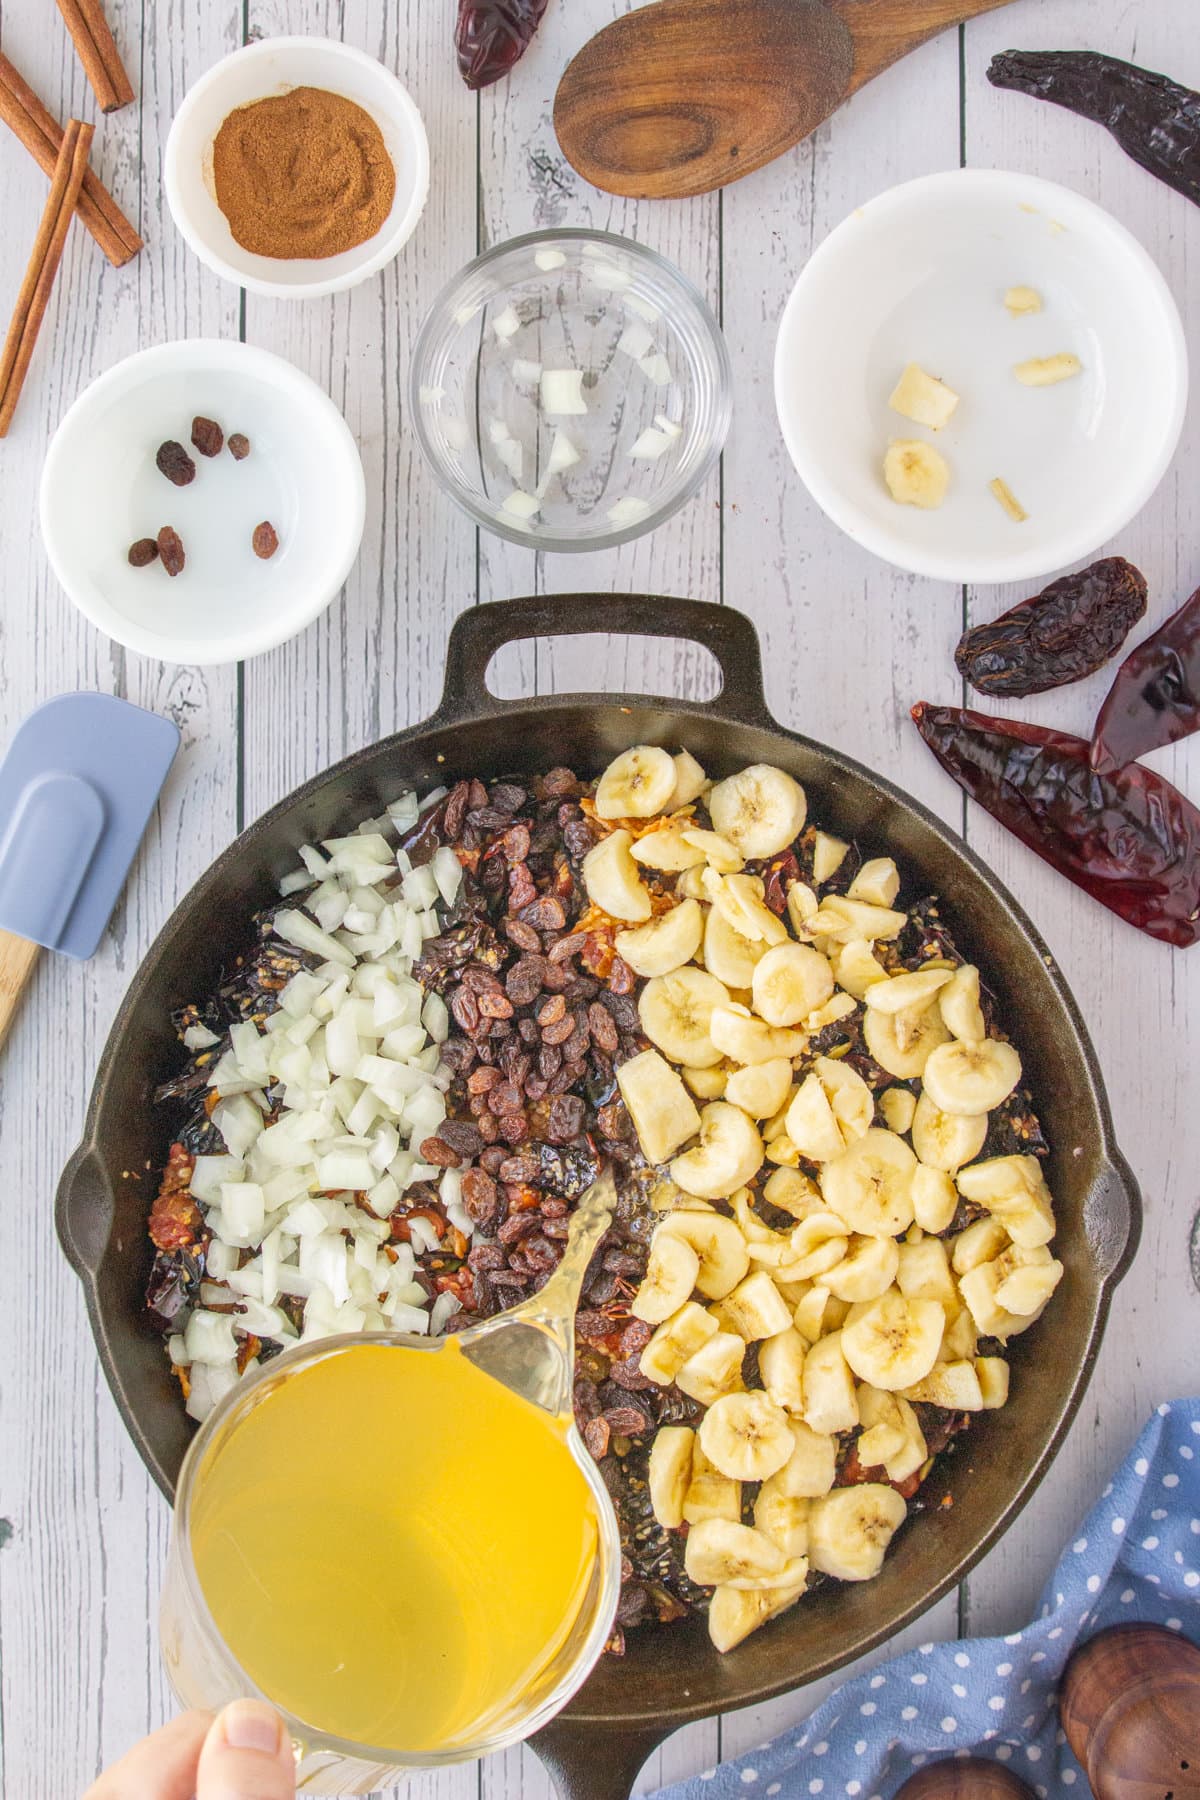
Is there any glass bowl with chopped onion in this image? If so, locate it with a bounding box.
[410,229,732,550]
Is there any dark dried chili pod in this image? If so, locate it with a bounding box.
[954,558,1147,699]
[988,50,1200,210]
[912,702,1200,947]
[455,0,550,91]
[1091,584,1200,774]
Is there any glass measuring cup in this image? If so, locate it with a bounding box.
[160,1170,622,1795]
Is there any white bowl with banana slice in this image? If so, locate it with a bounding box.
[774,169,1187,584]
[581,743,1068,1653]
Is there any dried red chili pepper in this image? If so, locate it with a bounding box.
[912,702,1200,947]
[455,0,550,91]
[1090,583,1200,775]
[954,557,1146,699]
[988,51,1200,209]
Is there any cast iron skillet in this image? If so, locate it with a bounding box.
[57,595,1140,1800]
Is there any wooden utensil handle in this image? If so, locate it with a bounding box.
[0,930,40,1052]
[834,0,1020,94]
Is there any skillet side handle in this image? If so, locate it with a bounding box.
[56,1141,113,1280]
[1088,1147,1142,1291]
[530,1717,673,1800]
[434,594,773,729]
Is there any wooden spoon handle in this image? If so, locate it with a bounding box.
[833,0,1020,94]
[0,930,40,1054]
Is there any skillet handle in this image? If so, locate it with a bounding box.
[56,1141,112,1279]
[434,594,773,728]
[530,1716,672,1800]
[1089,1146,1142,1290]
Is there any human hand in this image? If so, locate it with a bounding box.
[83,1699,296,1800]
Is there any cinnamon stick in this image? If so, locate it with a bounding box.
[0,51,141,266]
[0,118,94,437]
[55,0,135,114]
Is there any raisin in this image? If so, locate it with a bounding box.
[252,521,279,560]
[127,537,158,567]
[157,527,186,577]
[537,994,567,1028]
[450,987,480,1033]
[540,767,578,798]
[609,955,636,995]
[477,990,514,1020]
[499,1110,529,1144]
[479,1146,508,1176]
[583,1415,611,1460]
[488,1081,524,1116]
[547,1093,585,1143]
[506,957,546,1005]
[228,433,250,460]
[190,416,224,457]
[497,1213,539,1247]
[521,895,566,932]
[503,917,541,952]
[467,1065,501,1094]
[508,862,538,910]
[467,1242,506,1272]
[438,1119,484,1158]
[461,1166,499,1226]
[589,1002,620,1054]
[541,1014,575,1046]
[603,1405,651,1437]
[156,440,196,486]
[420,1136,461,1168]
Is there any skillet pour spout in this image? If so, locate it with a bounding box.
[56,594,1141,1800]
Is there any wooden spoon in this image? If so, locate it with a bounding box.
[554,0,1017,200]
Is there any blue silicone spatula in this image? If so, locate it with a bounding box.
[0,694,180,1052]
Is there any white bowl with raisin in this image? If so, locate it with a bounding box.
[774,169,1187,585]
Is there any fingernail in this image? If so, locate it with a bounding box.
[219,1699,283,1755]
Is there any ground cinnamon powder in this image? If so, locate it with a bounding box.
[212,85,396,260]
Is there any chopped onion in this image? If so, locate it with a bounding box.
[588,261,630,292]
[277,868,311,897]
[212,1094,264,1158]
[430,1292,462,1336]
[640,352,672,386]
[512,358,542,384]
[453,301,480,325]
[418,384,445,406]
[629,426,674,462]
[607,496,652,526]
[654,413,683,439]
[624,292,661,324]
[492,304,521,341]
[534,248,566,271]
[184,1310,238,1367]
[540,370,588,416]
[502,490,541,520]
[617,321,654,361]
[274,908,354,969]
[183,1022,220,1051]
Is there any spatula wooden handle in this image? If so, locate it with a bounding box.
[0,930,40,1053]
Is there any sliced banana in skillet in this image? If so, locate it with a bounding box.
[594,745,677,818]
[698,1390,795,1482]
[639,965,730,1067]
[910,1090,987,1174]
[820,1128,918,1237]
[615,896,704,976]
[938,963,986,1041]
[840,1289,945,1390]
[670,1101,764,1199]
[657,1206,750,1299]
[647,1425,694,1529]
[808,1483,908,1582]
[630,1228,700,1324]
[921,1036,1022,1116]
[708,764,807,859]
[616,1048,701,1168]
[863,1000,950,1080]
[581,828,653,921]
[751,941,834,1026]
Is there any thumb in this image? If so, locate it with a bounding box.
[194,1700,295,1800]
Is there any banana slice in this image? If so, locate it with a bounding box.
[684,1064,727,1100]
[638,1300,720,1384]
[647,1425,694,1528]
[685,1517,787,1586]
[822,895,907,941]
[857,1386,928,1484]
[699,1391,795,1482]
[677,865,711,901]
[903,1359,986,1410]
[595,745,677,819]
[895,1236,956,1307]
[615,897,704,977]
[704,903,769,989]
[841,1290,945,1390]
[582,829,653,922]
[716,1270,794,1342]
[752,942,835,1026]
[683,1444,742,1525]
[725,1057,793,1120]
[774,1419,839,1496]
[884,439,950,510]
[942,1302,979,1362]
[681,827,743,873]
[707,1573,806,1653]
[729,1186,778,1244]
[800,1330,860,1434]
[863,1001,950,1079]
[879,1088,917,1135]
[657,1208,750,1299]
[675,1330,747,1406]
[671,1102,765,1199]
[811,832,849,885]
[617,1049,702,1168]
[710,1003,806,1066]
[995,1255,1063,1316]
[631,1229,701,1323]
[758,1326,808,1413]
[820,1128,918,1237]
[787,1212,850,1280]
[754,1480,811,1559]
[786,880,820,935]
[910,1164,960,1234]
[785,1057,873,1163]
[955,1155,1054,1248]
[847,857,901,907]
[639,966,731,1068]
[939,964,985,1042]
[666,748,708,810]
[708,764,808,859]
[863,967,953,1016]
[824,1233,900,1303]
[889,363,960,432]
[833,938,888,1001]
[910,1091,987,1174]
[950,1215,1009,1276]
[976,1356,1010,1408]
[712,873,790,946]
[763,1165,823,1220]
[631,827,707,873]
[808,1484,907,1581]
[792,1284,836,1344]
[922,1037,1022,1116]
[854,1414,908,1472]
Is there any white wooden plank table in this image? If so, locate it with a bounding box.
[0,1,1197,1794]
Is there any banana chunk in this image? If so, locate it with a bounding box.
[955,1154,1054,1248]
[671,1102,765,1199]
[708,764,807,859]
[808,1484,907,1582]
[676,1330,748,1406]
[752,941,834,1026]
[685,1517,787,1587]
[683,1443,742,1525]
[911,1090,987,1174]
[938,965,985,1042]
[884,439,951,510]
[800,1331,859,1435]
[615,897,704,977]
[754,1480,811,1558]
[711,1003,806,1067]
[707,1574,806,1653]
[758,1325,808,1414]
[841,1290,945,1391]
[921,1036,1021,1115]
[704,902,769,988]
[820,1128,918,1237]
[639,965,731,1068]
[648,1425,694,1528]
[658,1207,750,1300]
[1013,352,1081,387]
[888,363,960,432]
[582,828,652,921]
[666,748,708,810]
[617,1049,701,1169]
[699,1391,795,1482]
[725,1057,793,1121]
[595,744,677,818]
[631,1227,701,1324]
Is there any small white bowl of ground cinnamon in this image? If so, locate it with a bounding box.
[164,37,429,299]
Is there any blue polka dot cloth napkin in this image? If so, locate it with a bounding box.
[652,1397,1200,1800]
